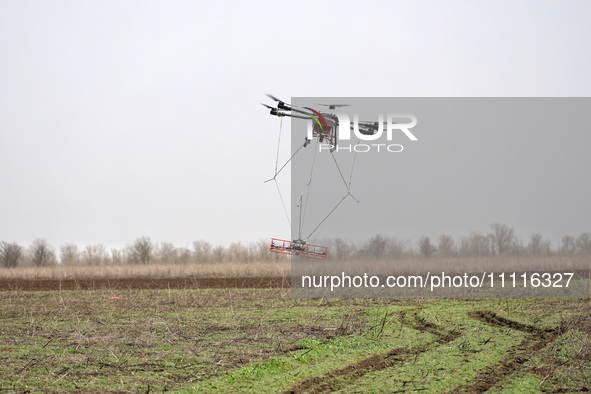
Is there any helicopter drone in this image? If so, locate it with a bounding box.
[263,94,385,260]
[261,94,382,150]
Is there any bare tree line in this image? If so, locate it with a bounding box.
[324,223,591,261]
[0,237,286,268]
[1,223,591,268]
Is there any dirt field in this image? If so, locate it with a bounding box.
[0,277,589,392]
[0,276,289,291]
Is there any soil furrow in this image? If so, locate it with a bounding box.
[452,310,560,393]
[287,311,460,393]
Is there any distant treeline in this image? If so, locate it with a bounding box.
[323,223,591,261]
[0,237,286,268]
[1,223,590,268]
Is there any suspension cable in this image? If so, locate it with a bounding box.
[268,117,292,230]
[273,117,283,175]
[330,150,350,191]
[266,119,361,242]
[274,178,291,229]
[305,146,360,240]
[348,138,360,190]
[297,194,303,240]
[264,143,305,183]
[301,138,319,238]
[306,193,348,240]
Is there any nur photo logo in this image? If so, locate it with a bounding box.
[312,113,418,153]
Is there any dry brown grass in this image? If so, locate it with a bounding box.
[1,255,589,281]
[0,260,290,280]
[296,255,591,276]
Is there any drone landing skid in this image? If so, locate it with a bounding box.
[269,238,328,260]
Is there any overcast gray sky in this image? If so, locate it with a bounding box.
[1,1,590,249]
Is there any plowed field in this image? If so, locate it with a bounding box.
[0,276,289,291]
[0,280,589,392]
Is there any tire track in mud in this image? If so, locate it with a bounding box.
[451,310,560,393]
[287,309,460,393]
[0,276,290,291]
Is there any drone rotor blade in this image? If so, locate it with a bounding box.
[264,94,322,117]
[317,103,351,108]
[266,93,285,103]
